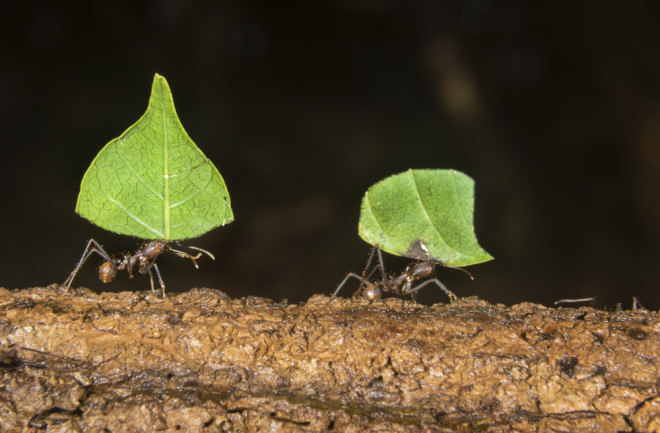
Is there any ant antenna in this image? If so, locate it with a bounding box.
[171,242,216,260]
[188,245,216,260]
[442,263,474,280]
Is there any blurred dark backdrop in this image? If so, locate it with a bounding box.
[1,1,659,309]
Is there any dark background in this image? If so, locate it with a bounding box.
[2,1,659,309]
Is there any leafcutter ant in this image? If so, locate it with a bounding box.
[331,244,472,302]
[62,238,215,297]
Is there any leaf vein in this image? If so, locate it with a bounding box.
[113,139,164,200]
[410,170,468,259]
[95,170,163,238]
[170,174,212,209]
[364,191,396,249]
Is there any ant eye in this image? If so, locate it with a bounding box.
[364,284,382,300]
[99,262,117,283]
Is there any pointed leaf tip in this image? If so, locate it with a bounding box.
[75,74,234,240]
[358,169,493,267]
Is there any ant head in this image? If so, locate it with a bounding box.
[98,262,117,283]
[410,260,437,277]
[142,240,168,257]
[364,284,382,300]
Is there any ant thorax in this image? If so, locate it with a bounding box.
[378,260,438,296]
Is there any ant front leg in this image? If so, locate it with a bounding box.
[169,245,215,268]
[62,239,113,294]
[408,278,457,302]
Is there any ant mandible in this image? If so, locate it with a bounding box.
[62,238,215,297]
[331,244,472,302]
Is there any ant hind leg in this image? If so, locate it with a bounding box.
[331,273,371,299]
[62,239,113,294]
[355,245,382,295]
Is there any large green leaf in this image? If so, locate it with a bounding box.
[358,169,493,267]
[76,73,233,240]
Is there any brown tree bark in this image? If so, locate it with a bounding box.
[0,286,658,432]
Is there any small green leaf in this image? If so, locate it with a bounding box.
[76,73,233,240]
[358,169,493,267]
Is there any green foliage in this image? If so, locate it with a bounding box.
[76,74,233,240]
[358,169,493,267]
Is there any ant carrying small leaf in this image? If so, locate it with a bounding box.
[62,238,215,297]
[332,244,472,302]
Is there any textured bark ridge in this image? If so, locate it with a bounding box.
[0,286,658,432]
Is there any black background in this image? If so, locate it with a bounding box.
[2,1,659,309]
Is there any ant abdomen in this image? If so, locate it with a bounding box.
[98,262,117,283]
[364,284,382,300]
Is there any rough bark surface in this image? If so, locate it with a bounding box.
[0,286,658,432]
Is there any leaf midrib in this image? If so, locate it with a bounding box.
[160,81,171,240]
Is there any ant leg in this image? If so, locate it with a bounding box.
[355,245,380,295]
[148,263,167,297]
[363,264,379,281]
[62,239,112,294]
[375,245,387,285]
[331,273,371,299]
[408,278,457,302]
[147,268,155,293]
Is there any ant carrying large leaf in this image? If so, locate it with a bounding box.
[60,74,232,297]
[333,169,492,302]
[332,244,471,302]
[62,239,214,297]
